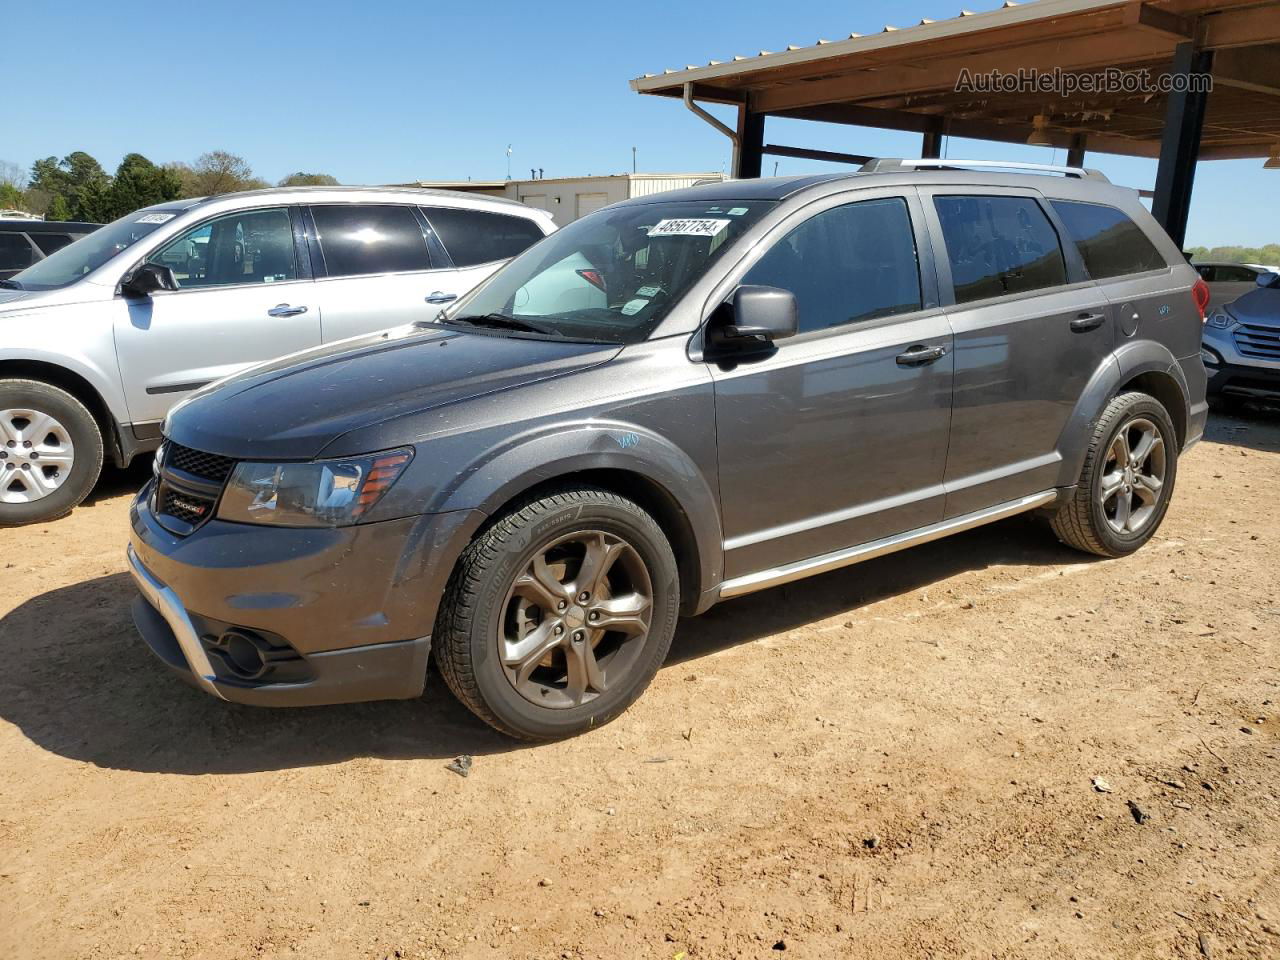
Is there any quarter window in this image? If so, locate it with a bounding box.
[312,204,431,277]
[934,195,1067,304]
[149,208,297,288]
[424,207,545,268]
[1049,199,1167,279]
[742,197,923,334]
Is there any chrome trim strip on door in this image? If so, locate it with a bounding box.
[717,489,1058,599]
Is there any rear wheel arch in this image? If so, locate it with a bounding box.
[1118,370,1187,450]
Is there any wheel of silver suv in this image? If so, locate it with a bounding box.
[433,486,680,741]
[0,379,104,526]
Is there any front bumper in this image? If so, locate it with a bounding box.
[1204,358,1280,400]
[128,482,483,706]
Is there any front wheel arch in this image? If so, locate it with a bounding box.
[0,359,127,467]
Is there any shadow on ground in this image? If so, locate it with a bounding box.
[0,513,1085,775]
[1203,402,1280,452]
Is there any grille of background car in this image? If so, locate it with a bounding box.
[1233,324,1280,360]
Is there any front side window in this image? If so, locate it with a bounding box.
[149,207,296,288]
[743,197,922,334]
[446,199,775,344]
[0,232,36,272]
[312,204,430,278]
[425,207,546,267]
[1049,199,1166,280]
[1212,265,1257,283]
[934,195,1067,304]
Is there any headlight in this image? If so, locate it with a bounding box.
[1206,309,1235,329]
[217,448,413,527]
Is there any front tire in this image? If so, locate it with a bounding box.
[0,379,103,526]
[434,486,679,741]
[1050,391,1178,558]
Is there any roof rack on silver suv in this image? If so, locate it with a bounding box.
[860,158,1110,182]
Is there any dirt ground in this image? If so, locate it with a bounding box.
[1,409,1278,960]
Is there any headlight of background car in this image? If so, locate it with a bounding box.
[217,448,413,527]
[1206,309,1235,329]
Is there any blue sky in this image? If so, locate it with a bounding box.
[5,0,1273,247]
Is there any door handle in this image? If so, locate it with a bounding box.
[896,344,948,366]
[267,303,308,317]
[425,291,458,304]
[1070,312,1106,332]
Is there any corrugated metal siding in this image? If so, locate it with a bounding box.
[628,175,724,198]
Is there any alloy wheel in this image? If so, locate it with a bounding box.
[1098,416,1166,535]
[500,529,654,709]
[0,408,75,504]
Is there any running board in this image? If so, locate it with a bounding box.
[717,490,1058,599]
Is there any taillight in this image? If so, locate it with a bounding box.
[1191,277,1210,323]
[576,268,606,292]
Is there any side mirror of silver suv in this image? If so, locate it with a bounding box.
[120,262,179,299]
[711,284,799,352]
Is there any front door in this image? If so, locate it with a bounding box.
[710,193,954,580]
[113,205,321,426]
[924,191,1113,516]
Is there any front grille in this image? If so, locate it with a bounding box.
[161,488,215,526]
[1234,323,1280,361]
[163,441,237,483]
[153,441,237,535]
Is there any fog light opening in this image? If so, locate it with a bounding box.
[219,629,270,680]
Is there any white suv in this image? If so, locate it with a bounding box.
[0,186,555,524]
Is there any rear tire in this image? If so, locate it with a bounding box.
[0,379,103,526]
[1050,391,1178,558]
[433,485,679,741]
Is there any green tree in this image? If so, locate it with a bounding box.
[47,194,72,221]
[278,172,339,187]
[107,153,182,219]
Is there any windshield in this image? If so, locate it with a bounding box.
[8,208,187,290]
[445,199,776,343]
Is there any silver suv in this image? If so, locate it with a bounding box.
[0,187,555,524]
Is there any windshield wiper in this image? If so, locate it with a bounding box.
[444,312,559,335]
[0,279,22,289]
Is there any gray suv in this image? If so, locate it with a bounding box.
[128,160,1208,740]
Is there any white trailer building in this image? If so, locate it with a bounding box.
[404,173,724,228]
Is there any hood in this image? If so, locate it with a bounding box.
[165,324,621,460]
[1226,286,1280,327]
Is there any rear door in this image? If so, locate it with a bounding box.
[923,189,1112,516]
[306,203,445,341]
[113,205,321,426]
[710,189,954,579]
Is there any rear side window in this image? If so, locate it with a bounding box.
[30,233,76,256]
[312,204,431,277]
[1210,264,1257,283]
[744,196,922,334]
[0,232,36,271]
[1050,200,1166,279]
[934,195,1067,304]
[424,207,545,268]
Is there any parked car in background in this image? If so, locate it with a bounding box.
[1193,260,1280,311]
[0,219,100,280]
[127,160,1207,740]
[1202,270,1280,408]
[0,186,555,525]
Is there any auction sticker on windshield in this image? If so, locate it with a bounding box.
[647,218,730,238]
[136,213,176,224]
